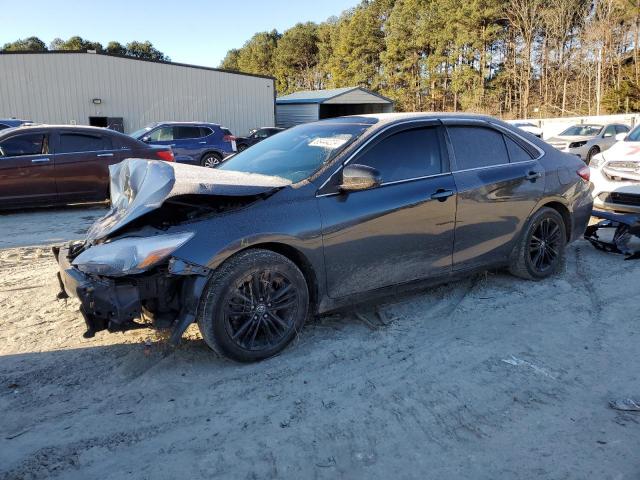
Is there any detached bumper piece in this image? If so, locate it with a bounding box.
[584,209,640,259]
[53,244,210,342]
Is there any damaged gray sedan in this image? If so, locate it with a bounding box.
[55,114,593,362]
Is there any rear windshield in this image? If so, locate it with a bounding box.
[219,121,374,183]
[559,125,603,136]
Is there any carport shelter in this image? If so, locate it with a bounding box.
[275,87,394,127]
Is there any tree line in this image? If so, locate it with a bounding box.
[220,0,640,118]
[1,36,169,62]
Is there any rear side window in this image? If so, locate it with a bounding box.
[58,133,111,153]
[447,126,509,169]
[173,126,202,139]
[0,133,45,157]
[221,128,233,136]
[504,136,533,163]
[0,124,9,131]
[615,125,630,134]
[199,127,213,137]
[358,127,442,183]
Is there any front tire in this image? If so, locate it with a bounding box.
[201,152,222,168]
[586,146,600,163]
[197,249,309,362]
[509,207,567,280]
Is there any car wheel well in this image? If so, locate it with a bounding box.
[237,242,319,314]
[201,150,222,160]
[538,201,571,241]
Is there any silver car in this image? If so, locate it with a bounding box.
[546,123,630,163]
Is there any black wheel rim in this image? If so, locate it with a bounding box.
[223,270,299,351]
[529,217,562,273]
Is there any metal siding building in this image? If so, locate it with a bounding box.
[0,51,275,135]
[276,87,394,127]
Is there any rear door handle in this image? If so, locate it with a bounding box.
[97,153,114,157]
[199,141,207,144]
[430,189,454,201]
[525,170,543,181]
[31,158,50,163]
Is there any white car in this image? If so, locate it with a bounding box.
[590,128,640,213]
[507,120,543,138]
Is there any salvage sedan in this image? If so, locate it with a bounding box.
[55,113,593,362]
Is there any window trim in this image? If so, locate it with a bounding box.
[54,132,112,155]
[316,119,446,197]
[0,132,48,157]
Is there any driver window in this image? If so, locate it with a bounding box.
[0,134,45,157]
[356,127,442,183]
[604,125,616,137]
[148,127,173,141]
[255,129,269,139]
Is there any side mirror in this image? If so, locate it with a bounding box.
[141,136,151,143]
[339,164,381,192]
[615,132,627,141]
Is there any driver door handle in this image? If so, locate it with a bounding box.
[430,189,454,201]
[31,158,50,163]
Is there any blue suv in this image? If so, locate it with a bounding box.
[130,122,236,167]
[0,119,33,130]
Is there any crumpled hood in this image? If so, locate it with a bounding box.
[86,159,291,242]
[598,141,640,181]
[599,141,640,163]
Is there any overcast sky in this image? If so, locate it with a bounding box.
[1,0,358,67]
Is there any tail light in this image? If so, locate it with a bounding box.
[577,165,590,182]
[156,150,174,162]
[223,134,236,142]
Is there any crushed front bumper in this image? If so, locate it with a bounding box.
[53,244,146,338]
[54,244,210,342]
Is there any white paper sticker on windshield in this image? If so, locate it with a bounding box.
[308,136,350,149]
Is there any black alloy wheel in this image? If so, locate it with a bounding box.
[197,249,309,362]
[509,207,567,280]
[528,217,563,274]
[223,270,299,351]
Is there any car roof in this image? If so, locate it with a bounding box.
[152,121,221,127]
[0,124,127,136]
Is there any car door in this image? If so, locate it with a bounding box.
[443,120,546,270]
[52,130,119,202]
[169,126,206,164]
[0,131,57,208]
[144,126,187,162]
[317,122,457,298]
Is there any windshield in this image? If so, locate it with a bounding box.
[129,125,154,139]
[559,125,603,136]
[625,126,640,142]
[219,121,374,182]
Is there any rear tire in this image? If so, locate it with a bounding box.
[201,152,222,168]
[509,207,567,280]
[197,249,309,362]
[586,146,600,163]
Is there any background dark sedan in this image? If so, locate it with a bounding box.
[235,126,284,152]
[0,118,32,130]
[0,125,174,209]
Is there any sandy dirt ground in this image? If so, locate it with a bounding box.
[0,208,639,479]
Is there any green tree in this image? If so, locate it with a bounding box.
[106,41,127,56]
[125,41,170,61]
[236,30,280,75]
[220,49,241,71]
[274,22,320,93]
[50,36,103,52]
[2,37,47,51]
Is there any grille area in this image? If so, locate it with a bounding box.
[599,192,640,206]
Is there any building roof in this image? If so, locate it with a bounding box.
[276,87,393,105]
[0,50,275,81]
